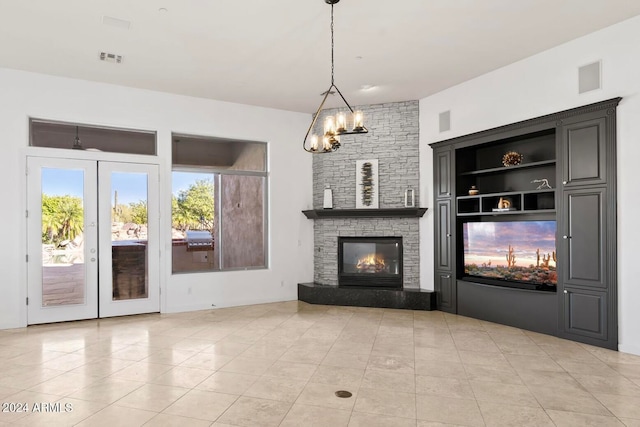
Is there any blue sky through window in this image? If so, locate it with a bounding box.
[42,168,83,198]
[42,168,148,205]
[172,171,215,195]
[41,168,215,205]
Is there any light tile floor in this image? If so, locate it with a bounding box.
[1,301,640,426]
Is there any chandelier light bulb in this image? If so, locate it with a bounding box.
[336,112,347,133]
[310,135,319,151]
[324,116,336,136]
[353,111,364,131]
[323,136,332,151]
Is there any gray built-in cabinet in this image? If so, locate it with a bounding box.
[434,147,456,312]
[431,98,620,350]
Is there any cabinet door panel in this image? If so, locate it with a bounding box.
[562,117,606,187]
[563,287,607,341]
[436,272,455,312]
[563,188,606,288]
[435,149,452,198]
[435,199,452,271]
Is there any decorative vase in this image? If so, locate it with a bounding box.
[323,185,333,209]
[502,151,523,167]
[404,188,415,207]
[468,185,479,195]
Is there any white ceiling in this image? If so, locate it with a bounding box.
[1,0,640,113]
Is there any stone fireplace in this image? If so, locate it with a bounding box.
[338,236,403,288]
[309,100,421,290]
[300,100,434,309]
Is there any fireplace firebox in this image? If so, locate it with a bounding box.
[338,237,403,288]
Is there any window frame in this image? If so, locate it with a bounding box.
[170,138,269,274]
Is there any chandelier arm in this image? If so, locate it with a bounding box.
[331,84,355,114]
[302,84,337,152]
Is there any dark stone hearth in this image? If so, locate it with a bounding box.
[298,282,435,310]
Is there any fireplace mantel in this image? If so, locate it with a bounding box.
[302,208,427,219]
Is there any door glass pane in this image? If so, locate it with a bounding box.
[41,168,86,306]
[111,172,149,300]
[220,175,265,269]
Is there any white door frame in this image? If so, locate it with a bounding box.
[26,157,99,324]
[26,154,161,324]
[98,161,160,317]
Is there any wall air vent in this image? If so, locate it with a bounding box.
[579,61,601,94]
[439,110,451,133]
[99,52,123,64]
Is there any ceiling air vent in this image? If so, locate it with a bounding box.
[102,16,131,30]
[99,52,123,64]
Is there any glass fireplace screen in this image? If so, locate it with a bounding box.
[341,240,401,275]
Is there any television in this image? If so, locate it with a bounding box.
[462,220,557,291]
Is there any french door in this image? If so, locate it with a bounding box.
[27,157,159,324]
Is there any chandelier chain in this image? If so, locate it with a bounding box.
[331,3,334,85]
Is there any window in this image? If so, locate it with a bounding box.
[171,134,267,273]
[30,119,156,155]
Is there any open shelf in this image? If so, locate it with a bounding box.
[455,130,556,216]
[458,159,556,176]
[457,189,555,216]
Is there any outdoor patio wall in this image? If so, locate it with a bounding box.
[0,67,314,329]
[419,15,640,355]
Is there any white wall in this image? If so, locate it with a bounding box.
[0,68,314,328]
[419,15,640,355]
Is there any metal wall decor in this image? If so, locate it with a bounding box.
[356,159,378,208]
[303,0,368,154]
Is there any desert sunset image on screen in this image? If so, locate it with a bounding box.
[463,221,557,285]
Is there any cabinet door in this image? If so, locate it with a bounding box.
[561,117,606,187]
[562,188,606,289]
[435,199,453,271]
[435,272,455,313]
[562,287,607,342]
[434,148,453,198]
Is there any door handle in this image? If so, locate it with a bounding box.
[564,290,568,294]
[562,235,571,239]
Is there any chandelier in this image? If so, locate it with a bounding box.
[303,0,368,154]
